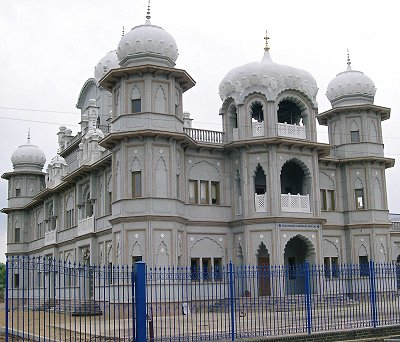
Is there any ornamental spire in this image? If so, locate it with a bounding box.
[122,26,125,37]
[27,128,31,144]
[145,0,151,23]
[347,48,352,71]
[264,30,270,51]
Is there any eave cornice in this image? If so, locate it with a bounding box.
[318,104,390,125]
[99,64,196,93]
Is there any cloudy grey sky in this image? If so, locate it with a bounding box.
[0,0,399,261]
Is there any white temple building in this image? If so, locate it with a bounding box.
[3,7,399,283]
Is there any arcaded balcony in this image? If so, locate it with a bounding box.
[78,215,95,236]
[281,193,311,213]
[255,194,267,212]
[45,230,57,245]
[277,123,306,139]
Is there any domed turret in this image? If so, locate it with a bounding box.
[11,132,46,171]
[94,50,119,81]
[49,154,67,167]
[219,36,318,105]
[326,53,376,108]
[116,6,178,67]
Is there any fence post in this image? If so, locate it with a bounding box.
[5,257,9,342]
[135,261,147,342]
[131,267,136,341]
[304,260,312,335]
[228,261,235,341]
[369,260,377,328]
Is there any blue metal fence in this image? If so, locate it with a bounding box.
[6,257,400,341]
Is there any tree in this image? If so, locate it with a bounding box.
[0,262,5,301]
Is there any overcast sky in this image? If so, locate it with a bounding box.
[0,0,399,262]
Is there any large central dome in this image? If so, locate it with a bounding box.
[219,50,318,105]
[117,16,178,68]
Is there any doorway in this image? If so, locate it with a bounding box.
[257,242,271,296]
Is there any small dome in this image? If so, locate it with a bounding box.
[49,154,67,167]
[219,50,318,105]
[86,127,105,140]
[117,18,178,67]
[326,62,376,108]
[11,136,46,171]
[94,50,119,81]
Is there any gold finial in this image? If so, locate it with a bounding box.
[146,0,151,20]
[264,30,270,51]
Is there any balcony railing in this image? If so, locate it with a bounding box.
[391,221,400,231]
[255,193,267,212]
[78,215,95,236]
[278,123,306,139]
[44,230,57,245]
[184,127,223,144]
[281,193,311,213]
[252,122,264,137]
[232,128,239,141]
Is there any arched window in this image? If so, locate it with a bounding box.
[280,159,312,213]
[250,101,264,123]
[350,120,360,143]
[254,164,267,212]
[105,175,112,215]
[37,209,44,238]
[48,203,56,231]
[131,86,142,113]
[66,195,74,228]
[130,158,142,198]
[277,100,302,124]
[354,177,365,210]
[254,164,266,195]
[250,101,264,137]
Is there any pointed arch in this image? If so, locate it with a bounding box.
[188,160,221,180]
[323,239,339,257]
[249,100,264,123]
[284,234,316,266]
[256,242,269,257]
[155,85,166,113]
[373,176,383,209]
[131,85,141,100]
[319,171,335,189]
[190,237,223,257]
[66,195,74,211]
[156,157,168,197]
[378,243,386,263]
[280,158,312,195]
[237,243,244,266]
[254,164,267,195]
[130,157,142,172]
[354,177,364,189]
[333,122,340,145]
[350,120,361,142]
[350,120,360,131]
[369,119,378,143]
[156,241,169,267]
[131,241,143,258]
[358,244,368,257]
[131,85,142,113]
